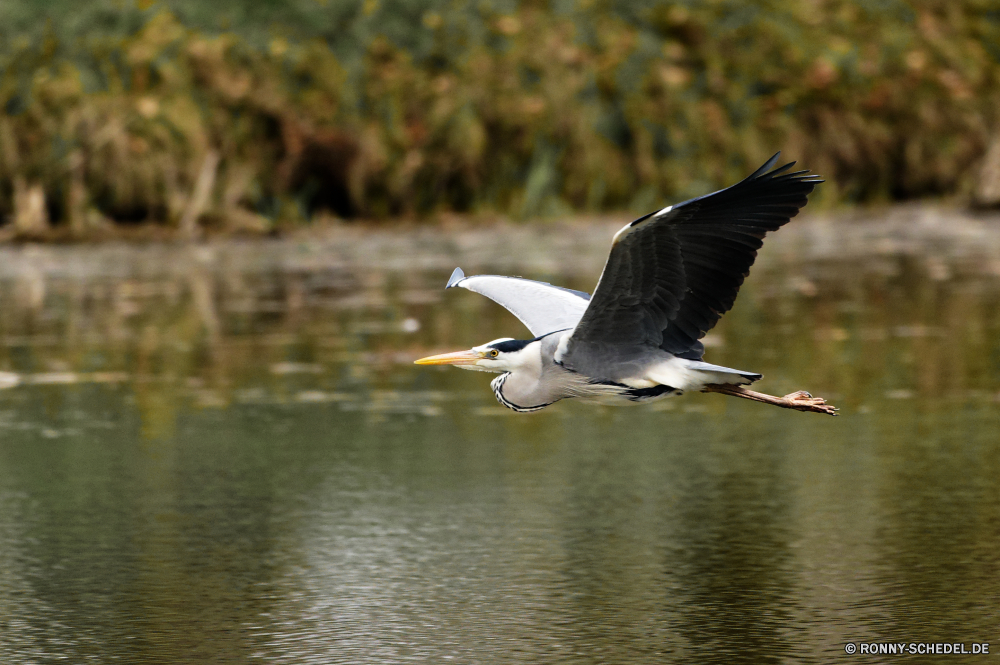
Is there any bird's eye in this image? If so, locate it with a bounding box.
[490,349,499,358]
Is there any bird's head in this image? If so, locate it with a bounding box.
[414,338,534,373]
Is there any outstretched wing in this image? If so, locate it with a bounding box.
[560,153,821,375]
[445,267,590,337]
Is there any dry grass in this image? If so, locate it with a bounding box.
[0,1,997,234]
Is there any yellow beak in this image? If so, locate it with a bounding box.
[413,349,481,366]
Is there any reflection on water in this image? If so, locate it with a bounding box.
[0,208,999,663]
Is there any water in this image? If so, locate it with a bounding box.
[0,207,998,663]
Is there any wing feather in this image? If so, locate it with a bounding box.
[444,267,590,337]
[561,153,821,376]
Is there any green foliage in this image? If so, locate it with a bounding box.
[0,0,998,229]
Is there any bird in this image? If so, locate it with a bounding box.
[415,153,837,416]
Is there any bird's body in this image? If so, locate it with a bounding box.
[477,332,760,412]
[416,154,837,416]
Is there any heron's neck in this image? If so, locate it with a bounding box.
[489,341,559,412]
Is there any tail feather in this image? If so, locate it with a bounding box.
[686,360,761,384]
[644,357,761,391]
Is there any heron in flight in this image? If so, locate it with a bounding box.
[415,154,837,415]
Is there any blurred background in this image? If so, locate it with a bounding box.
[1,2,1000,663]
[0,0,998,234]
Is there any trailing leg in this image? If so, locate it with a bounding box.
[702,384,838,416]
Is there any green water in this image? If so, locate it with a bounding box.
[0,213,999,663]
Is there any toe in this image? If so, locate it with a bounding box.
[782,391,838,415]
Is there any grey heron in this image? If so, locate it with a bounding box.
[415,153,837,416]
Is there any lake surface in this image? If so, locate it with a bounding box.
[0,207,998,663]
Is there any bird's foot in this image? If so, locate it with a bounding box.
[780,391,838,416]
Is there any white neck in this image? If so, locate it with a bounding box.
[489,341,560,411]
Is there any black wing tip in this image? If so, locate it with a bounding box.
[754,152,823,184]
[750,152,782,178]
[633,152,822,226]
[446,267,466,289]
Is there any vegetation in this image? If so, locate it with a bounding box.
[0,0,998,234]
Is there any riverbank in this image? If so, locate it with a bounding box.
[0,204,998,280]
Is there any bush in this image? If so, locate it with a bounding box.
[0,0,997,232]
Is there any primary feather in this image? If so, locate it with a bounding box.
[558,153,821,379]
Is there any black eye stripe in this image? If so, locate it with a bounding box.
[488,339,531,353]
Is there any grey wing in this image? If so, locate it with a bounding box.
[445,267,590,337]
[560,153,822,376]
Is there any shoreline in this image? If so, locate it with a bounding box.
[0,203,997,282]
